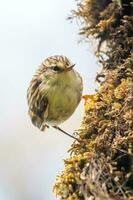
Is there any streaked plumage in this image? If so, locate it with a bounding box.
[27,55,83,131]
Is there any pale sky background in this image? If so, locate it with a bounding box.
[0,0,98,199]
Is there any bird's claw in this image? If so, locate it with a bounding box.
[40,124,49,131]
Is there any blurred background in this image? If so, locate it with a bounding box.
[0,0,98,199]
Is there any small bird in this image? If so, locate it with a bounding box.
[27,55,83,140]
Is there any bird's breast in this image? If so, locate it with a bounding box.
[46,71,82,125]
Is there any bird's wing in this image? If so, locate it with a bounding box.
[27,77,49,130]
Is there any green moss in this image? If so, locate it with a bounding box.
[54,1,133,199]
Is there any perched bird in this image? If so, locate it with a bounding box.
[27,55,83,140]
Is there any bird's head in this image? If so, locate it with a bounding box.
[41,55,75,79]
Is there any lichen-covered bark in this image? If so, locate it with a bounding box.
[53,1,133,199]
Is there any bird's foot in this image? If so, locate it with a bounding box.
[40,124,49,131]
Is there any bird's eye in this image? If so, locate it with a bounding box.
[52,66,60,72]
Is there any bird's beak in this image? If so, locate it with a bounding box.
[65,64,75,72]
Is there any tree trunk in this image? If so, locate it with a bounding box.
[54,1,133,199]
